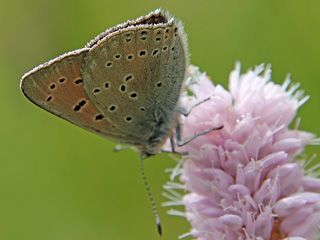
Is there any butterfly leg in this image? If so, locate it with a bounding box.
[164,97,223,153]
[170,136,175,153]
[179,96,211,117]
[161,136,187,155]
[113,144,130,152]
[175,95,223,147]
[175,122,223,147]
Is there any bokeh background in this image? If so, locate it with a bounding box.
[1,0,319,239]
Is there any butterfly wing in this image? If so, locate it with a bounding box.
[82,10,188,153]
[20,9,189,154]
[20,49,128,142]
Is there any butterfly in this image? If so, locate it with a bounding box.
[20,9,195,236]
[20,9,189,157]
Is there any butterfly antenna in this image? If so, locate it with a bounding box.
[140,154,162,236]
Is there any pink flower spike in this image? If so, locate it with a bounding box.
[282,238,308,240]
[163,63,320,240]
[219,214,243,230]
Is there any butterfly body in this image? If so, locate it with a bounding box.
[20,9,188,156]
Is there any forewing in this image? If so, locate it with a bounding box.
[20,49,127,142]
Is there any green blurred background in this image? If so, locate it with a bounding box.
[1,0,319,239]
